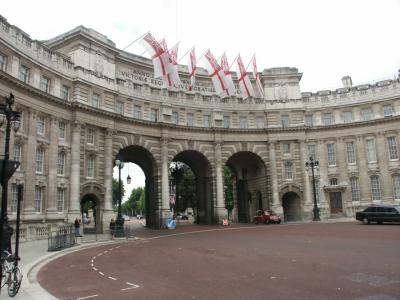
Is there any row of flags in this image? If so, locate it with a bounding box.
[139,32,265,99]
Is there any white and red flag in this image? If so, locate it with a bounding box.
[187,48,197,91]
[237,54,254,99]
[252,55,264,97]
[203,49,227,95]
[220,53,236,96]
[139,33,173,79]
[160,39,181,88]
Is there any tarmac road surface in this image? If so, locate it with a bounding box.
[37,222,400,300]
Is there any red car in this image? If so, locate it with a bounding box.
[253,210,281,224]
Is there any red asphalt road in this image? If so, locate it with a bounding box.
[38,222,400,300]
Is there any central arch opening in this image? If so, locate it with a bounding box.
[171,150,214,225]
[226,151,269,223]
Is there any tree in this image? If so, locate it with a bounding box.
[112,178,125,210]
[121,187,145,216]
[224,166,234,217]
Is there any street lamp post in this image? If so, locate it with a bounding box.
[114,155,125,237]
[0,93,21,288]
[305,156,320,221]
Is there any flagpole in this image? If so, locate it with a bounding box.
[122,31,149,51]
[229,54,239,70]
[177,46,193,63]
[245,54,255,71]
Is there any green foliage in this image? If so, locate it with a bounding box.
[175,166,196,212]
[121,187,145,215]
[112,178,125,210]
[224,166,234,212]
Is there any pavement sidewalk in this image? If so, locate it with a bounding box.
[0,234,118,300]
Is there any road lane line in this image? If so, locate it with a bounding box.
[121,282,140,291]
[93,267,97,271]
[76,294,98,300]
[108,276,117,281]
[99,272,104,276]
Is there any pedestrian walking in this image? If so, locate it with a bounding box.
[74,218,81,237]
[109,218,116,238]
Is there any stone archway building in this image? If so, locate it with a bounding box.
[1,16,400,235]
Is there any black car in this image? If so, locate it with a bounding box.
[355,205,400,225]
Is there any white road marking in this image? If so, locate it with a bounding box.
[104,250,108,254]
[93,267,97,271]
[121,282,140,291]
[108,276,117,281]
[76,294,98,300]
[97,253,102,256]
[99,272,104,276]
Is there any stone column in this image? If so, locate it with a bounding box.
[160,137,170,220]
[316,140,327,205]
[102,129,115,233]
[376,132,392,202]
[46,117,58,216]
[269,142,282,213]
[214,141,227,222]
[356,135,369,203]
[300,141,312,206]
[24,110,37,212]
[68,121,81,221]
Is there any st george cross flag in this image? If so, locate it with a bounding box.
[220,53,236,96]
[237,54,254,99]
[187,48,197,91]
[160,39,181,88]
[203,49,227,95]
[139,33,173,79]
[252,55,264,97]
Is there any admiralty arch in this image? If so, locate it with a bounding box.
[1,16,399,237]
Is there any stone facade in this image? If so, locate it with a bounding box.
[0,15,399,234]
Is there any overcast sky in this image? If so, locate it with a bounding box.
[3,0,400,199]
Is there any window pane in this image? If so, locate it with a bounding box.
[383,104,394,117]
[11,184,18,213]
[133,105,142,119]
[308,144,316,160]
[281,115,289,127]
[366,139,377,162]
[61,85,69,100]
[58,122,66,139]
[370,176,381,200]
[172,111,178,124]
[223,116,230,128]
[256,116,264,128]
[387,136,398,160]
[305,115,313,127]
[393,174,400,200]
[187,113,194,126]
[327,143,336,166]
[92,93,100,107]
[239,116,248,129]
[346,141,356,164]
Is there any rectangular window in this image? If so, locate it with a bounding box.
[203,115,211,127]
[87,156,94,178]
[342,111,353,123]
[172,111,178,124]
[346,141,356,164]
[150,108,158,122]
[0,52,6,71]
[284,161,293,179]
[361,108,373,121]
[239,116,248,129]
[61,85,70,100]
[329,178,338,185]
[58,122,66,139]
[305,115,313,127]
[327,143,336,166]
[133,105,142,119]
[366,139,377,163]
[393,174,400,200]
[256,116,264,128]
[115,102,124,115]
[223,116,230,128]
[187,113,194,126]
[87,128,95,145]
[36,116,45,135]
[57,151,65,175]
[11,184,18,213]
[281,115,289,127]
[57,187,65,212]
[283,143,291,154]
[34,186,42,213]
[92,93,100,108]
[370,175,381,200]
[322,113,333,125]
[36,148,44,173]
[13,143,21,162]
[40,76,51,93]
[19,65,29,83]
[383,104,394,117]
[308,144,316,160]
[387,136,398,160]
[350,177,361,201]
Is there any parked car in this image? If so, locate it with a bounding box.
[355,205,400,225]
[175,213,189,220]
[253,210,281,224]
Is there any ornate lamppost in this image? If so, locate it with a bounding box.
[0,93,21,288]
[114,155,125,237]
[305,156,320,221]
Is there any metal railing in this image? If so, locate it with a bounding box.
[48,225,75,251]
